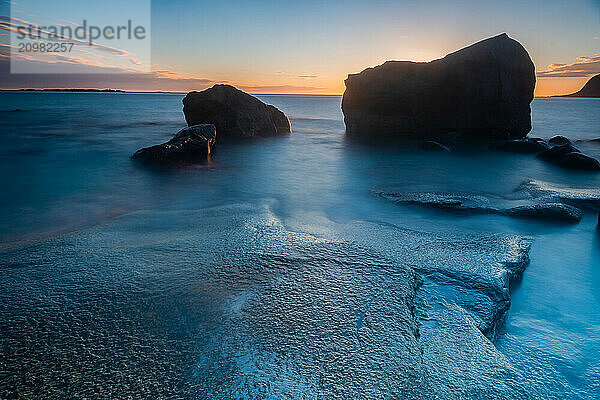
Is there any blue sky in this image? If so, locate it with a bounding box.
[1,0,599,94]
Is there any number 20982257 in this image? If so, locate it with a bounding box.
[18,42,74,52]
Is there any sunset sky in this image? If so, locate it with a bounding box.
[1,0,599,96]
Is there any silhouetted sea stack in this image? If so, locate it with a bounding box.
[132,124,216,164]
[561,74,600,98]
[182,85,291,141]
[342,33,536,141]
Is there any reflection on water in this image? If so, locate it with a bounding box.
[0,93,599,398]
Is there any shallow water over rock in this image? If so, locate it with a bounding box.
[0,204,533,398]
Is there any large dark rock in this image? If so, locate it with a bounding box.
[132,124,216,164]
[561,74,600,98]
[182,85,291,141]
[342,33,536,140]
[489,138,548,154]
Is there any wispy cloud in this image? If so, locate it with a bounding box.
[0,16,324,93]
[537,55,600,78]
[0,16,134,58]
[0,41,214,91]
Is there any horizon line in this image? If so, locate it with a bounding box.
[0,88,345,95]
[0,88,584,98]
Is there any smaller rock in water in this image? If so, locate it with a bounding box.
[505,203,583,223]
[560,152,600,171]
[537,144,600,171]
[575,138,600,144]
[519,179,600,209]
[419,141,451,152]
[489,138,548,154]
[132,124,216,164]
[548,135,571,146]
[375,189,583,224]
[536,143,580,160]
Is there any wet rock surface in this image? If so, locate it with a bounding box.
[332,221,533,398]
[182,85,291,141]
[518,179,600,209]
[558,152,600,171]
[504,203,583,222]
[0,204,533,399]
[374,185,586,223]
[342,34,535,140]
[132,124,216,164]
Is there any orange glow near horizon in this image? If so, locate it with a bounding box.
[247,77,592,97]
[1,73,593,97]
[533,77,590,97]
[245,75,592,97]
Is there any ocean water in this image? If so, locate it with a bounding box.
[0,92,599,398]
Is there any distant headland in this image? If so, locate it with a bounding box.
[556,74,600,98]
[0,88,180,93]
[1,88,127,92]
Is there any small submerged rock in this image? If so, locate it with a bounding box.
[489,138,548,154]
[505,203,583,223]
[548,135,571,146]
[376,191,494,213]
[374,189,584,223]
[132,124,216,164]
[574,138,600,144]
[419,140,451,152]
[518,179,600,209]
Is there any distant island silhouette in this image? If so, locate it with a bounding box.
[4,88,127,92]
[558,74,600,98]
[0,88,176,93]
